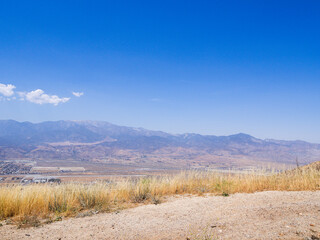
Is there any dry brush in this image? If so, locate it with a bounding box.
[0,167,319,224]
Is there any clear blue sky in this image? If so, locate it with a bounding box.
[0,1,320,142]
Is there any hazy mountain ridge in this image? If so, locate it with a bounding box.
[0,120,319,168]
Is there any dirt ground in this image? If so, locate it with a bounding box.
[1,191,320,240]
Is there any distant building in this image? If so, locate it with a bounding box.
[33,176,61,184]
[11,177,22,181]
[21,178,32,184]
[21,176,61,184]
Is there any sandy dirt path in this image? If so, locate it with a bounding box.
[1,191,320,240]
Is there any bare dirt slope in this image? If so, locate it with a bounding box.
[1,191,320,240]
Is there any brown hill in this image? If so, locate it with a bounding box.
[1,120,320,169]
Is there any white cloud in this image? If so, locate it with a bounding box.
[72,91,84,97]
[150,98,162,102]
[0,83,79,106]
[0,83,16,97]
[17,92,26,101]
[19,89,70,106]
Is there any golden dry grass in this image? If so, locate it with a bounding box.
[0,166,319,224]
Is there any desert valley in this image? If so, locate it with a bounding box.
[1,1,320,239]
[0,120,320,239]
[1,120,320,183]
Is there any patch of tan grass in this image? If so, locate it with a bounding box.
[0,166,319,223]
[187,225,216,240]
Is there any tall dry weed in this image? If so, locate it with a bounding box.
[0,167,319,221]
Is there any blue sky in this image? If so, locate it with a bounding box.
[0,1,320,142]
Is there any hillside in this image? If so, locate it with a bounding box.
[0,120,320,169]
[1,191,319,240]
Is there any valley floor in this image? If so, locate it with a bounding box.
[1,191,320,240]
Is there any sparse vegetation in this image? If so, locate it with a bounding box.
[187,225,216,240]
[0,166,319,226]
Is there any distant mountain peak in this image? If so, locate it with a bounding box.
[0,119,319,168]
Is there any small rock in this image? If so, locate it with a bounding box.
[311,235,320,240]
[310,224,315,227]
[25,234,30,237]
[211,225,217,228]
[5,219,12,225]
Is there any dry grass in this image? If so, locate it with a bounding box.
[0,166,319,224]
[187,225,216,240]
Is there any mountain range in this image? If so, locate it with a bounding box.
[1,120,319,169]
